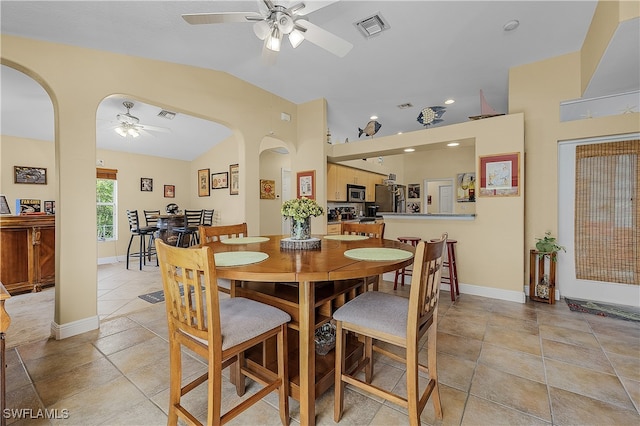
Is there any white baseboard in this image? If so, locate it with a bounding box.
[98,256,120,265]
[51,315,100,340]
[382,272,527,303]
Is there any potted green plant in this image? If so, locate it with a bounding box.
[535,231,565,260]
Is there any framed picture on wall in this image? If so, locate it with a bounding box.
[229,163,239,195]
[296,170,315,199]
[14,166,47,184]
[479,152,520,197]
[408,183,420,199]
[211,172,229,189]
[44,200,55,214]
[164,185,175,198]
[260,179,276,199]
[198,168,210,197]
[0,195,11,214]
[140,177,153,192]
[456,172,476,202]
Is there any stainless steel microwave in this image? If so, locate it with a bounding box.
[347,184,366,202]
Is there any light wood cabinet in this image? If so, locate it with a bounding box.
[327,163,385,202]
[0,215,55,295]
[327,224,341,235]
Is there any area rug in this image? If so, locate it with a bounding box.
[565,297,640,322]
[138,289,167,304]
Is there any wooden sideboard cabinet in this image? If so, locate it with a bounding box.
[0,215,55,295]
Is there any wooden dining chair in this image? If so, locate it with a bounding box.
[341,222,386,290]
[155,240,290,426]
[199,223,248,294]
[333,234,447,426]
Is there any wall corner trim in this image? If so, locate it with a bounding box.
[51,315,100,340]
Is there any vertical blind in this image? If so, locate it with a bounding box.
[575,140,639,285]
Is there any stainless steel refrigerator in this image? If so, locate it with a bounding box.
[375,184,406,213]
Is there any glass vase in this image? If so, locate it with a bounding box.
[290,217,311,240]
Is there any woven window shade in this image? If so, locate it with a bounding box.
[575,140,639,285]
[96,168,118,180]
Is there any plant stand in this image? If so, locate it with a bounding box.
[529,249,556,304]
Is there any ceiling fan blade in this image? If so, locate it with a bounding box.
[139,124,171,133]
[182,12,262,25]
[293,1,339,16]
[296,20,352,57]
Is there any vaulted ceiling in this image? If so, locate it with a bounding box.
[2,1,638,160]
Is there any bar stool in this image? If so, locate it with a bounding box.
[394,237,421,290]
[126,210,157,270]
[431,238,459,301]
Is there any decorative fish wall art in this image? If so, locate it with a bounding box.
[417,106,446,126]
[358,120,381,138]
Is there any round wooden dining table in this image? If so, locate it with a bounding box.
[206,234,415,426]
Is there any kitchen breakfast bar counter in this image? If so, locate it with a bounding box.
[381,213,476,220]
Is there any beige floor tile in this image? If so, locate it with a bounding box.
[97,399,168,426]
[5,384,45,426]
[536,310,592,333]
[461,395,550,425]
[478,343,546,383]
[34,357,122,406]
[587,315,640,339]
[420,384,467,426]
[436,352,477,392]
[483,324,541,356]
[437,315,487,341]
[620,377,640,413]
[545,358,635,410]
[597,332,640,358]
[443,304,491,324]
[549,386,640,425]
[107,335,170,375]
[5,352,32,393]
[538,324,600,349]
[607,351,640,382]
[490,299,539,322]
[541,338,615,374]
[125,353,208,397]
[92,325,157,356]
[469,364,551,421]
[487,313,540,335]
[436,331,482,362]
[369,404,410,425]
[22,342,104,382]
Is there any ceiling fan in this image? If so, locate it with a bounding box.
[112,101,170,138]
[182,0,353,61]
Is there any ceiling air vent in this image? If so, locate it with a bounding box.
[354,13,390,39]
[157,110,177,120]
[397,103,413,109]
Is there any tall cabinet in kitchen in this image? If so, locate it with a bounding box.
[0,215,55,294]
[327,163,385,202]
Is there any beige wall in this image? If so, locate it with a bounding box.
[0,136,56,211]
[259,149,291,235]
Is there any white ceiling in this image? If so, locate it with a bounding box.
[1,1,638,161]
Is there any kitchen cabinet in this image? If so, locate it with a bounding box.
[327,224,341,235]
[0,215,55,295]
[327,163,385,202]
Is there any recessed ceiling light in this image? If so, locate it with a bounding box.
[370,115,378,120]
[447,142,460,147]
[444,99,455,105]
[503,20,520,32]
[397,132,403,135]
[404,148,415,152]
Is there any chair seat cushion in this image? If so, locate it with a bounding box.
[216,297,290,350]
[217,278,231,290]
[333,291,408,338]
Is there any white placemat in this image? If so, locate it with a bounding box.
[221,236,270,245]
[214,251,269,267]
[343,248,413,262]
[324,235,369,241]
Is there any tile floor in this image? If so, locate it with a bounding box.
[4,261,640,425]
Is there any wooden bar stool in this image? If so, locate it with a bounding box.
[394,236,421,290]
[432,238,459,301]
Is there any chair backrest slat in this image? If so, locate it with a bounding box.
[202,209,215,226]
[156,240,220,344]
[143,210,160,227]
[199,223,248,245]
[184,209,204,227]
[341,222,385,240]
[126,210,140,231]
[408,233,447,341]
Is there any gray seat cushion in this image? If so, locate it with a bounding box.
[333,291,408,338]
[189,297,291,351]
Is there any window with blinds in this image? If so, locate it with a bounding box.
[97,168,118,241]
[575,140,639,285]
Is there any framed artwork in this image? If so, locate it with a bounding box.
[229,163,239,195]
[0,195,11,214]
[211,172,229,189]
[456,172,476,202]
[140,177,153,192]
[260,179,276,199]
[407,201,421,213]
[408,183,420,199]
[14,166,47,184]
[44,200,55,214]
[164,184,175,198]
[479,152,520,197]
[296,170,316,199]
[198,168,210,197]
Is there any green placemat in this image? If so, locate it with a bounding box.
[221,236,270,245]
[344,248,413,262]
[214,251,269,267]
[324,235,369,241]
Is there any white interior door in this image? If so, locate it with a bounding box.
[439,185,453,213]
[281,168,291,234]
